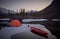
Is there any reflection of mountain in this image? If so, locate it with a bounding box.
[0,8,15,14]
[27,0,60,19]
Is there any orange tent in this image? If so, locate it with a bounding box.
[9,19,22,27]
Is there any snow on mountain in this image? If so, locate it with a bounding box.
[0,8,15,14]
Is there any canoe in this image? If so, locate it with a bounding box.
[30,26,48,36]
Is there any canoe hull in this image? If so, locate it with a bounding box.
[30,26,48,36]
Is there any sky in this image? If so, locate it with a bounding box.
[0,0,53,12]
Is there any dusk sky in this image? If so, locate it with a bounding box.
[0,0,53,12]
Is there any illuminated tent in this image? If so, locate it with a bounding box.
[9,19,22,27]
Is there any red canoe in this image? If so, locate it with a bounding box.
[30,26,48,36]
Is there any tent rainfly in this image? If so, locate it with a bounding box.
[9,19,22,27]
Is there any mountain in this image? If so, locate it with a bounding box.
[25,0,60,19]
[0,8,15,14]
[38,0,60,19]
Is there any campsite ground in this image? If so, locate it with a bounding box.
[23,21,60,39]
[0,24,57,39]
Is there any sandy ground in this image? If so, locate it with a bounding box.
[0,24,57,39]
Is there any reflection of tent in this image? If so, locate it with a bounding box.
[9,19,22,27]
